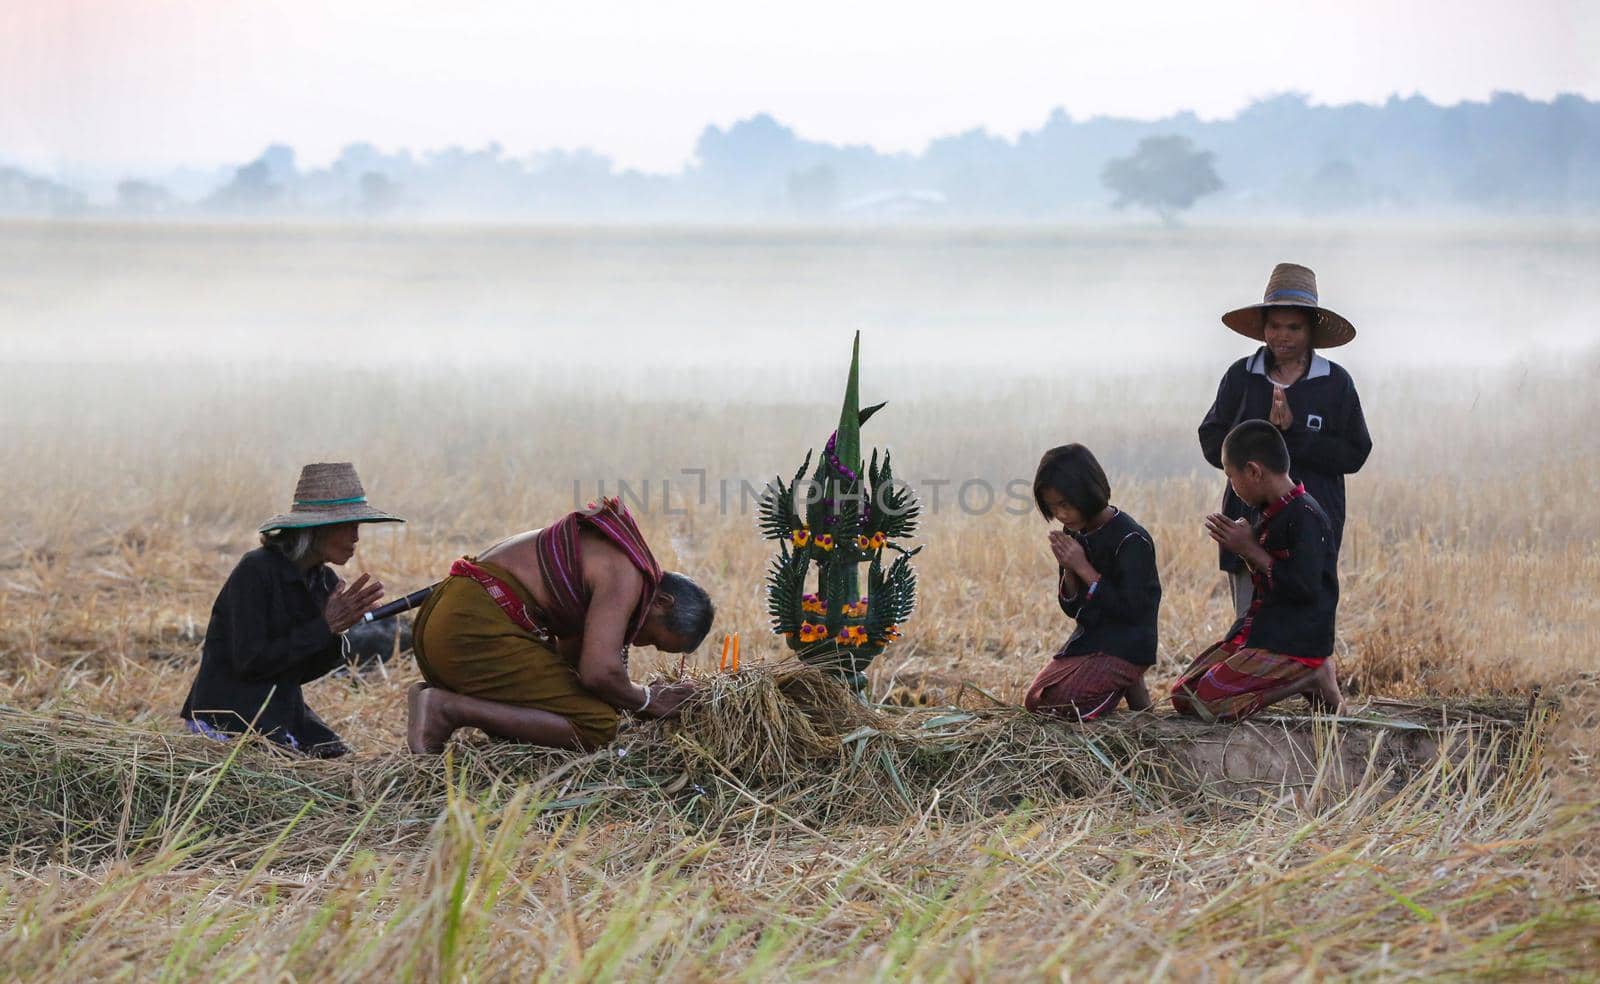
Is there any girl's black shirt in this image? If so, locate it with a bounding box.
[1055,509,1162,666]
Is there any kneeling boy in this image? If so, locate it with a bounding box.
[1172,420,1342,721]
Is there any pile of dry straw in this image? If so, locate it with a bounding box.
[1,659,1543,867]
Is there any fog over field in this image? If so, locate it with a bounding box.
[7,219,1596,505]
[5,220,1597,376]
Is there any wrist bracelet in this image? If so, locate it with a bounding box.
[636,687,653,714]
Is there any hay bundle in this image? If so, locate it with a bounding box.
[0,667,1544,867]
[666,660,879,775]
[0,705,419,865]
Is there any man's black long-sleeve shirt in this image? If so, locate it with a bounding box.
[1055,510,1162,666]
[180,547,349,756]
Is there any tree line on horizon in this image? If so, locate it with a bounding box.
[3,91,1596,222]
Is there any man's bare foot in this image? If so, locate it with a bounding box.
[407,681,455,754]
[1303,659,1344,714]
[1125,676,1153,712]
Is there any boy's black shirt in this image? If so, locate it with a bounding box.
[1056,509,1162,667]
[1228,487,1340,659]
[1198,348,1372,572]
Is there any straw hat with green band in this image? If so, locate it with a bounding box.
[258,462,405,532]
[1221,262,1357,348]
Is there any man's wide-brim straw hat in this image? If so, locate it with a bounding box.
[258,462,405,533]
[1221,262,1357,348]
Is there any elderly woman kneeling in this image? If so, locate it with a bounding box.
[180,462,402,757]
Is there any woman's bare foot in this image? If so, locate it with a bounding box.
[407,681,454,754]
[1303,659,1344,714]
[1125,676,1154,711]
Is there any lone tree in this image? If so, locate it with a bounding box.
[1102,135,1223,227]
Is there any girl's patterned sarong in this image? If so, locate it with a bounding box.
[1024,652,1147,721]
[1169,643,1323,722]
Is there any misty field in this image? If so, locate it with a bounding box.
[2,221,1598,979]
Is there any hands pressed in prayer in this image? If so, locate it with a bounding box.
[1049,529,1083,568]
[324,573,385,634]
[1205,513,1269,569]
[1269,385,1294,431]
[1049,530,1098,584]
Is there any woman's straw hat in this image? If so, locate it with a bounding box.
[1221,262,1356,348]
[258,462,404,532]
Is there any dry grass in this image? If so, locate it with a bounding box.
[2,223,1599,979]
[0,685,1591,980]
[1,669,1586,980]
[5,662,1542,869]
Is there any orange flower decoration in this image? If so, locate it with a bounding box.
[868,532,887,550]
[814,533,835,551]
[791,527,811,547]
[855,535,872,550]
[837,625,869,646]
[801,593,826,615]
[799,622,828,643]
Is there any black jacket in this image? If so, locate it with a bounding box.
[1198,348,1372,572]
[1055,510,1161,666]
[180,547,349,757]
[1227,488,1340,659]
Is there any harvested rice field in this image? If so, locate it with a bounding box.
[2,221,1598,980]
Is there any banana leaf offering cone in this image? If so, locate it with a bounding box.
[757,332,921,693]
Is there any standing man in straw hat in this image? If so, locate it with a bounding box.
[180,462,403,758]
[1198,263,1372,619]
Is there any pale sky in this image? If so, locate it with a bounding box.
[3,0,1596,176]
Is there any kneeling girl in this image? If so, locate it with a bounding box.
[1025,444,1161,720]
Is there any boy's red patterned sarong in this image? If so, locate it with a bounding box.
[1169,643,1322,722]
[1025,652,1147,721]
